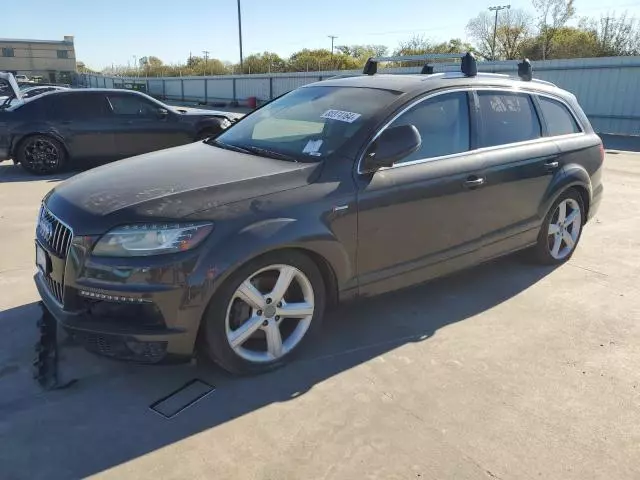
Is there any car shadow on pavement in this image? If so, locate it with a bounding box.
[0,254,556,479]
[0,162,77,183]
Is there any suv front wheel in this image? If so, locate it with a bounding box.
[201,250,326,375]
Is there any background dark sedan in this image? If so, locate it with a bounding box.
[0,88,243,175]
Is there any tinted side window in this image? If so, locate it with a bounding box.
[478,92,541,148]
[108,94,159,116]
[46,93,110,119]
[388,91,470,164]
[538,97,580,136]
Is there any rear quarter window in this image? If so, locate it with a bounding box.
[538,96,581,136]
[477,91,541,148]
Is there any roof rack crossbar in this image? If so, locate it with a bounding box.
[363,52,472,76]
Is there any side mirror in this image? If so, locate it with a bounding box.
[157,108,169,119]
[362,124,422,172]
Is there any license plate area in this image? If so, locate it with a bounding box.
[36,243,50,275]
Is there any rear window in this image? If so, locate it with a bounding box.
[478,91,541,148]
[45,93,110,119]
[538,96,581,136]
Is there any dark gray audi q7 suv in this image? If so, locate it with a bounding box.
[34,55,603,374]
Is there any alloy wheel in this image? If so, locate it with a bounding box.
[225,264,315,363]
[23,138,60,174]
[547,198,582,260]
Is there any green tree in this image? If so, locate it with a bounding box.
[522,27,599,60]
[241,52,286,74]
[335,44,388,59]
[533,0,576,59]
[286,48,360,72]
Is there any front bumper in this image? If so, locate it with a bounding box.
[35,273,193,363]
[34,239,214,363]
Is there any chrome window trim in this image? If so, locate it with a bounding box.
[357,86,586,175]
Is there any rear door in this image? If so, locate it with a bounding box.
[106,92,191,157]
[471,89,562,258]
[45,92,117,161]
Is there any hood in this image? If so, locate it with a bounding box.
[171,106,245,120]
[0,72,21,106]
[46,141,320,233]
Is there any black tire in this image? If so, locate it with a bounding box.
[201,250,326,375]
[530,189,585,265]
[16,135,67,175]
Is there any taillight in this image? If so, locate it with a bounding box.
[599,142,605,162]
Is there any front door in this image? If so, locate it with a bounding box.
[106,93,191,158]
[356,91,488,296]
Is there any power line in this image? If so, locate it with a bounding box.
[202,50,209,75]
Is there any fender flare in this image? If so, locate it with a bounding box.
[540,164,592,219]
[10,129,69,161]
[202,217,354,306]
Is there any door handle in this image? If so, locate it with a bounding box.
[544,160,560,170]
[463,176,485,189]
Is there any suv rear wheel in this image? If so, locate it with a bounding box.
[531,189,585,265]
[201,250,326,375]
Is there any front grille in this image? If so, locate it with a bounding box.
[37,206,73,258]
[45,276,64,304]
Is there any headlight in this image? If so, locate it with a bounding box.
[92,223,213,257]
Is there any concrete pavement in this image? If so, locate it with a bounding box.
[0,151,639,479]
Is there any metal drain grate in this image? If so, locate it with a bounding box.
[149,379,215,418]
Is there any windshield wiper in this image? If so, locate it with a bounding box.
[206,138,251,154]
[239,145,298,162]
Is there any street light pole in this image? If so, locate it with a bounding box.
[237,0,244,72]
[489,5,510,61]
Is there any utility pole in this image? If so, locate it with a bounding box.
[203,50,209,76]
[328,35,338,56]
[489,5,510,61]
[237,0,244,72]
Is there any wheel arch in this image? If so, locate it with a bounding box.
[11,131,69,163]
[542,165,592,222]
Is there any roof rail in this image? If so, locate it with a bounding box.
[363,52,477,77]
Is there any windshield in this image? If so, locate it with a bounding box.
[213,86,399,161]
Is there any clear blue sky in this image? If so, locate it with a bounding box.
[4,0,640,70]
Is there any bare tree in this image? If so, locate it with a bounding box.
[580,12,640,56]
[533,0,575,59]
[466,9,533,60]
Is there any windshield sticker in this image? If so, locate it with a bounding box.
[303,139,323,155]
[321,109,361,123]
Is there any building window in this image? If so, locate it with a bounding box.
[57,50,69,59]
[2,48,14,57]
